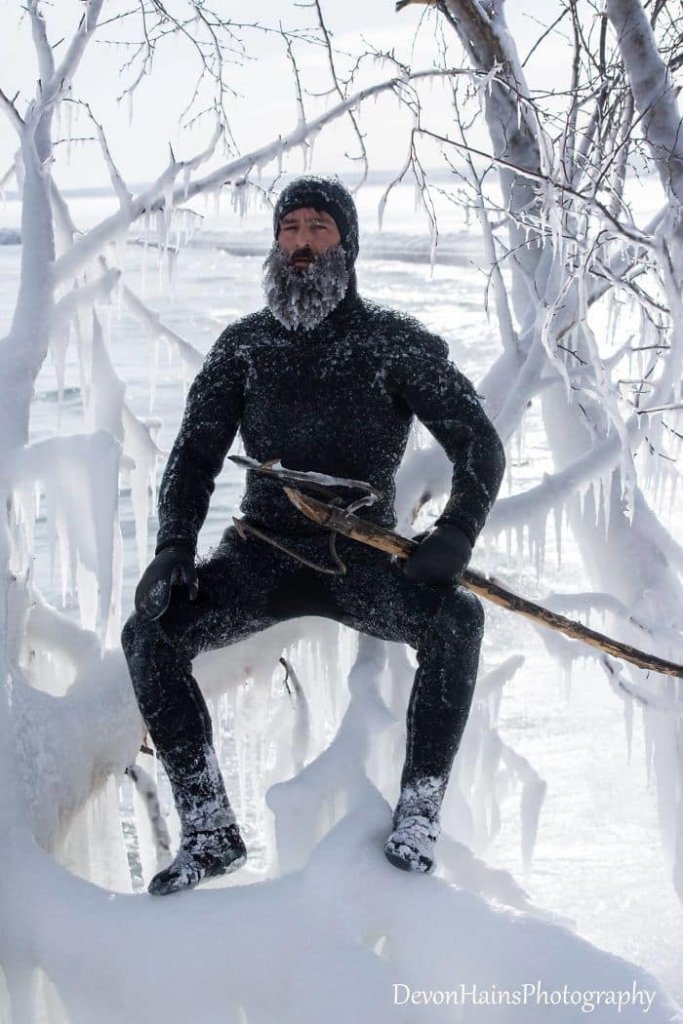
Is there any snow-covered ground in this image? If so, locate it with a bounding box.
[1,180,681,1019]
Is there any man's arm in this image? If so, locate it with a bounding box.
[155,329,245,554]
[394,329,505,546]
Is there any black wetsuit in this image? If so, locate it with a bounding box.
[122,276,505,836]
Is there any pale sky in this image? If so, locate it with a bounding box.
[0,0,570,190]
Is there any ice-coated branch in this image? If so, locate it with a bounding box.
[108,262,203,374]
[53,66,477,283]
[282,27,307,130]
[67,100,133,207]
[449,79,520,354]
[0,153,18,198]
[487,426,637,531]
[312,0,369,188]
[27,0,55,87]
[600,656,683,716]
[606,0,683,210]
[51,268,122,329]
[46,0,106,107]
[0,86,24,134]
[416,127,653,248]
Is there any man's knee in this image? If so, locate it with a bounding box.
[442,588,485,641]
[121,609,164,670]
[121,610,144,659]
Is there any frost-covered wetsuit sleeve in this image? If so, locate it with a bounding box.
[392,331,506,544]
[155,330,245,553]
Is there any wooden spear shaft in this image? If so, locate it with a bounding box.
[283,487,683,679]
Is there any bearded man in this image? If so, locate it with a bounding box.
[122,175,506,896]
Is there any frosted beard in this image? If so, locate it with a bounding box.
[263,242,350,331]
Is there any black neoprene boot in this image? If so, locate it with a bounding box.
[384,776,446,874]
[148,823,246,896]
[148,740,247,895]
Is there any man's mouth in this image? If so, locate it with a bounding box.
[291,250,315,268]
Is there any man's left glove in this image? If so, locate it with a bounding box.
[403,523,472,587]
[135,543,199,621]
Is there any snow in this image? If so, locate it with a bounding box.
[2,802,679,1024]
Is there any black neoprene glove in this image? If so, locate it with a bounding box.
[403,523,473,587]
[134,544,199,621]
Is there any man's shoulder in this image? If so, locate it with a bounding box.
[216,307,273,346]
[359,298,449,360]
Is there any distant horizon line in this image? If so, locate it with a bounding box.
[0,166,481,201]
[2,160,658,202]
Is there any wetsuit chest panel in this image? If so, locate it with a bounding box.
[239,325,410,476]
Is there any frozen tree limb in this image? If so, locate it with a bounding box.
[51,268,122,328]
[27,0,55,88]
[53,66,479,284]
[48,0,106,105]
[312,0,369,187]
[606,0,683,210]
[0,87,24,134]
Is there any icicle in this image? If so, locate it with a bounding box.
[603,468,612,539]
[141,208,151,297]
[76,560,99,632]
[167,247,178,296]
[112,229,127,284]
[428,218,438,274]
[163,178,174,249]
[553,503,563,569]
[642,707,654,786]
[623,691,634,764]
[377,190,388,231]
[520,772,546,875]
[155,208,166,261]
[527,516,538,575]
[90,311,124,440]
[515,524,524,577]
[49,326,69,416]
[306,126,320,170]
[562,656,573,701]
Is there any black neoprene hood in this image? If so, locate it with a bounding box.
[273,175,360,267]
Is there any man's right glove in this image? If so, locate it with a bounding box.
[134,544,199,621]
[403,523,473,588]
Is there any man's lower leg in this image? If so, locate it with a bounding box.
[148,740,247,896]
[385,599,483,873]
[384,773,451,874]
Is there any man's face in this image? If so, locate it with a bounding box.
[277,207,342,267]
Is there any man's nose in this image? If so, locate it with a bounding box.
[293,225,314,248]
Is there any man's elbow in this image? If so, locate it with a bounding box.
[488,423,506,499]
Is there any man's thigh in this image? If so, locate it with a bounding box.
[157,528,290,656]
[158,529,348,657]
[328,539,483,648]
